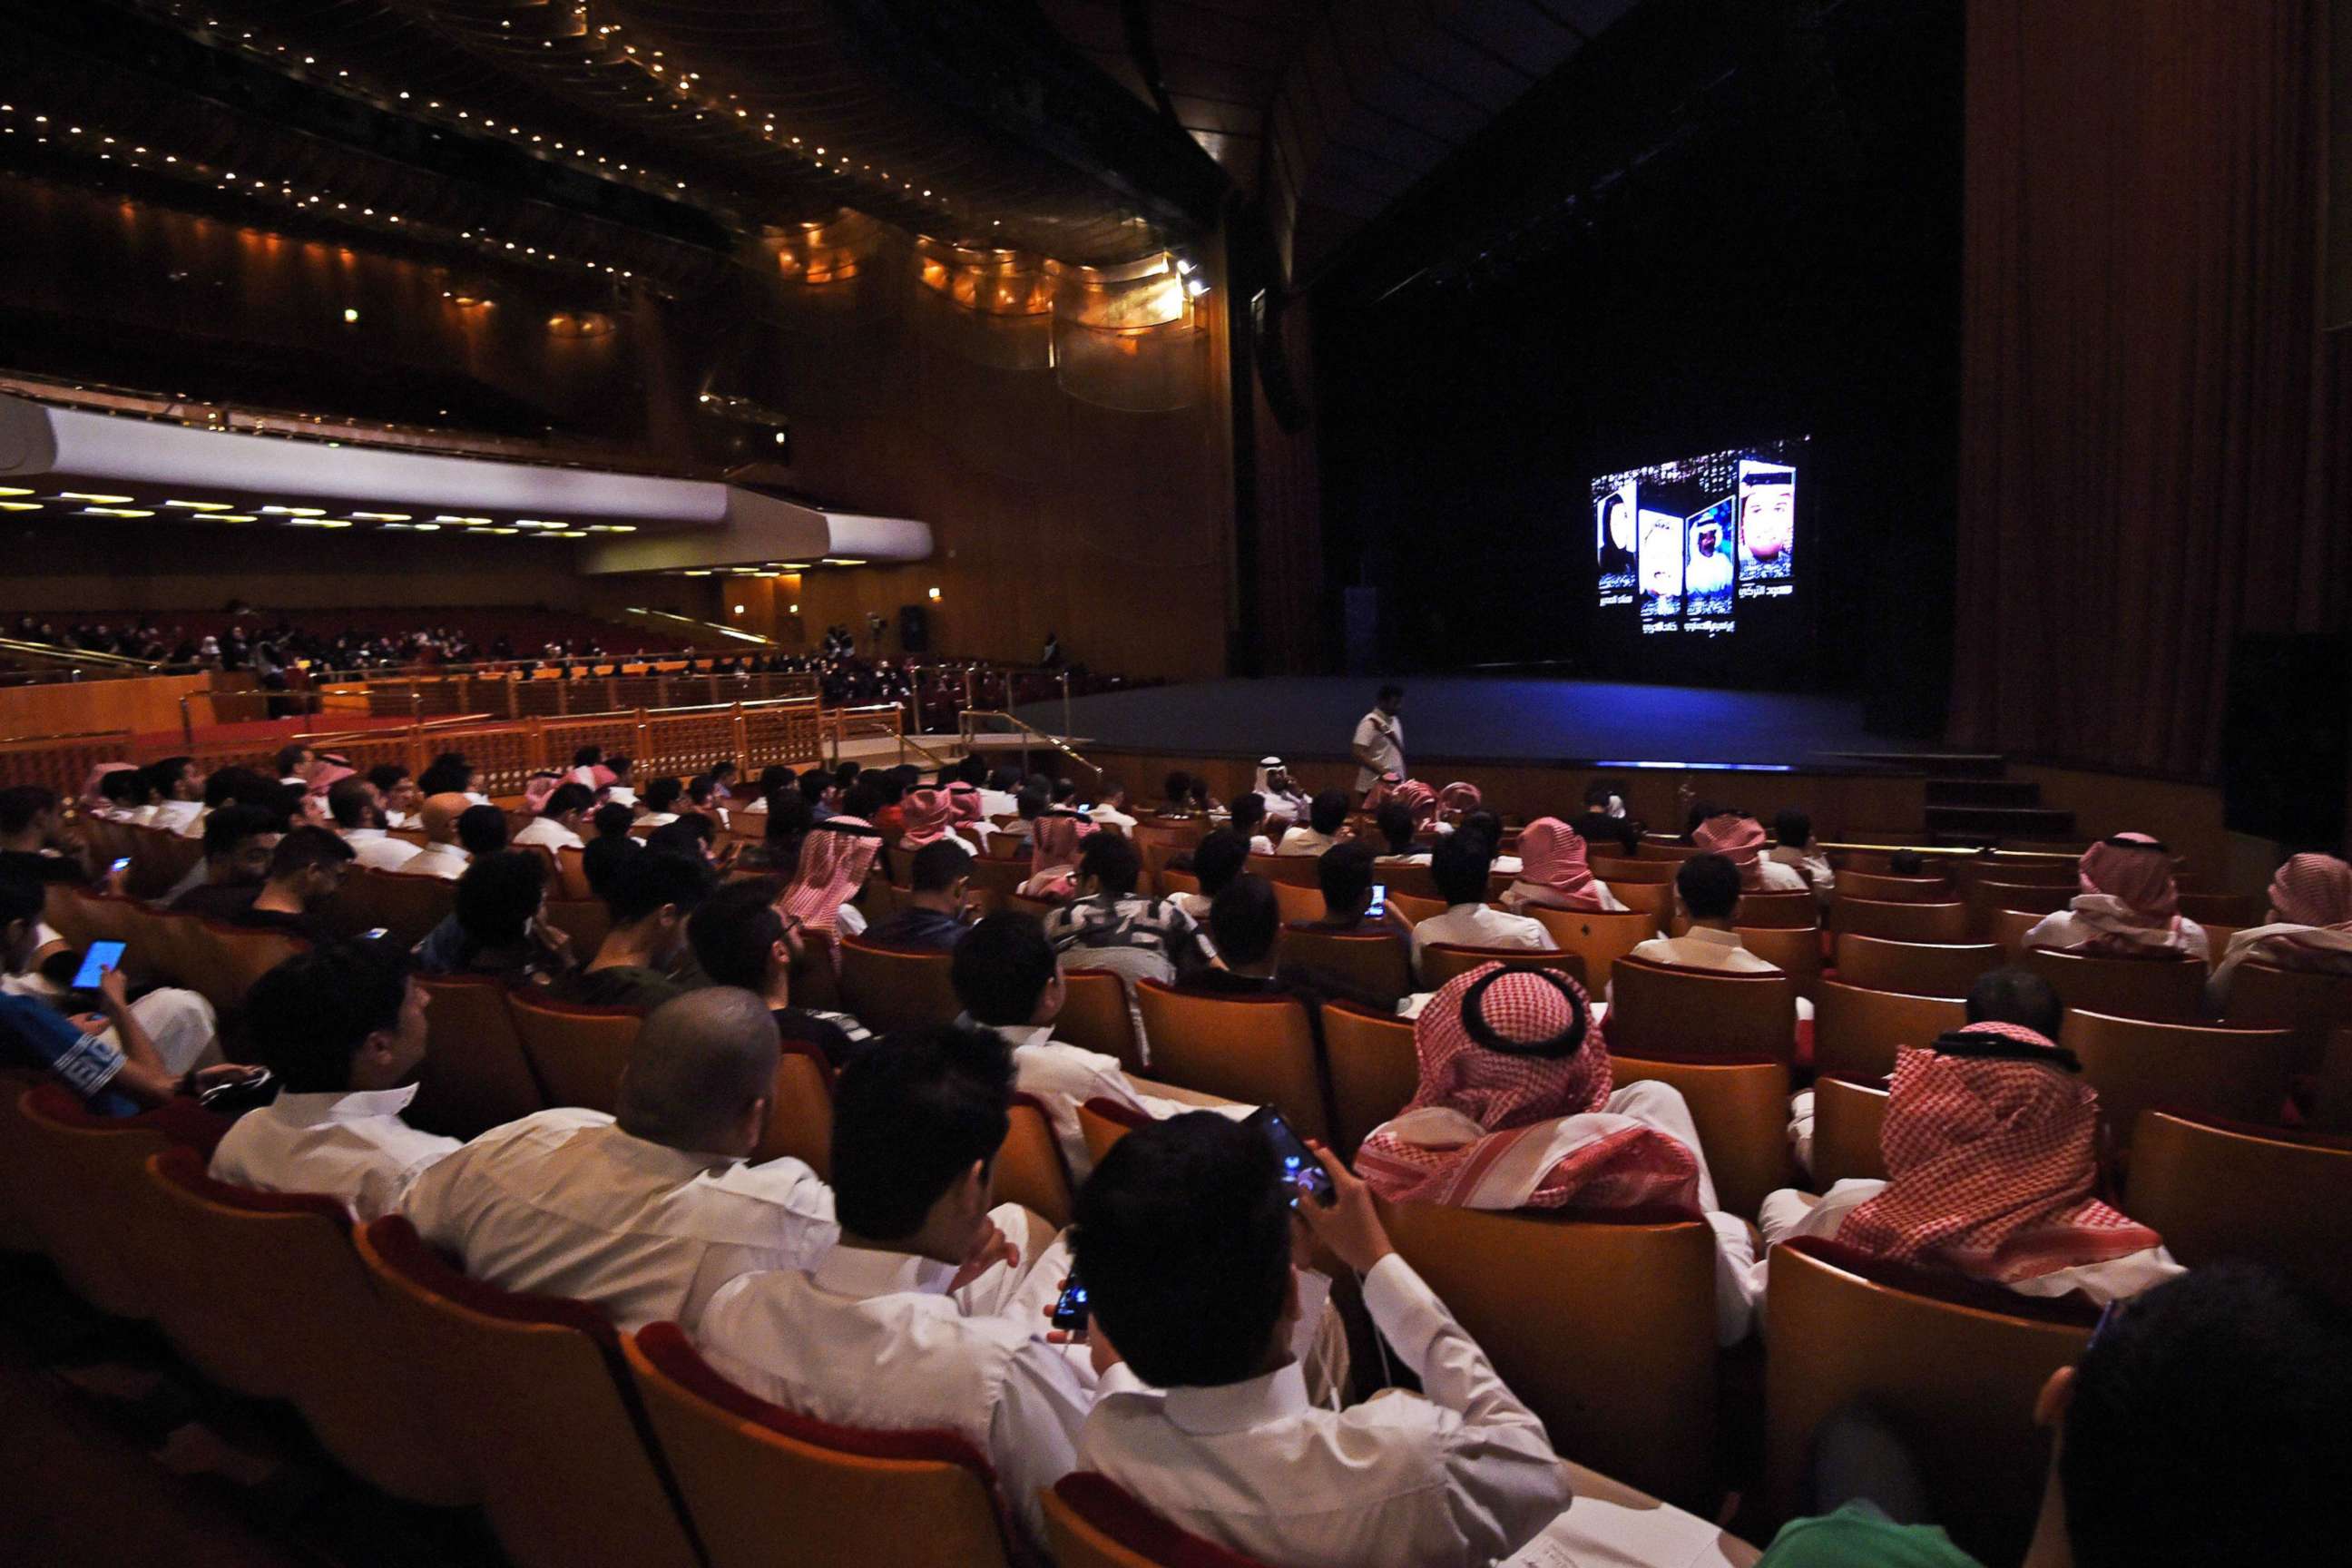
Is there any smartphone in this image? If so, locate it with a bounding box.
[108,856,132,876]
[1367,883,1387,920]
[1244,1105,1336,1209]
[360,927,391,941]
[1049,1270,1091,1332]
[72,941,127,990]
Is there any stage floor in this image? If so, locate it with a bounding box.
[1017,676,1887,769]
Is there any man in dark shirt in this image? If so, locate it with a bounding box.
[1178,875,1393,1016]
[0,785,88,887]
[169,804,287,922]
[560,848,716,1010]
[1569,779,1642,857]
[226,826,352,942]
[1298,841,1411,940]
[687,877,869,1069]
[866,840,972,953]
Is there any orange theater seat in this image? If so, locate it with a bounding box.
[1809,1075,1891,1187]
[1056,966,1147,1073]
[1611,1053,1792,1220]
[337,867,459,951]
[2060,1011,2293,1153]
[1418,944,1587,991]
[1134,982,1328,1142]
[1319,1003,1418,1159]
[1589,856,1678,885]
[356,1217,700,1568]
[1763,1239,2092,1565]
[1077,1096,1150,1170]
[2022,947,2208,1023]
[1607,879,1676,927]
[507,991,644,1113]
[1835,898,1971,946]
[12,1085,224,1321]
[2122,1110,2352,1308]
[1735,926,1823,1003]
[1278,926,1412,1009]
[540,896,614,959]
[1806,982,1975,1091]
[203,921,311,1014]
[1386,889,1447,926]
[1044,1474,1276,1568]
[1522,906,1658,992]
[2224,960,2352,1076]
[1605,956,1798,1063]
[992,1092,1075,1230]
[408,973,548,1138]
[624,1321,1015,1568]
[1835,870,1952,903]
[751,1038,837,1175]
[838,937,964,1034]
[1730,890,1818,930]
[1246,852,1320,889]
[1832,934,2003,1000]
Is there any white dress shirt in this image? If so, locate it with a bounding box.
[2021,910,2211,965]
[150,798,203,837]
[400,1108,838,1330]
[209,1083,460,1223]
[977,789,1019,819]
[1623,926,1814,1021]
[397,842,471,881]
[512,817,585,851]
[1089,806,1138,831]
[1410,903,1553,975]
[1753,1181,2186,1309]
[1750,859,1811,894]
[990,1024,1207,1177]
[340,827,419,872]
[1765,845,1837,902]
[1078,1254,1572,1568]
[1352,710,1406,794]
[1276,827,1337,858]
[697,1214,1102,1546]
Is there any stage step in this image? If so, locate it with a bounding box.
[1924,803,2078,838]
[1821,750,2010,779]
[1926,777,2043,808]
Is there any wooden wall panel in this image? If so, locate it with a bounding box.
[0,674,211,740]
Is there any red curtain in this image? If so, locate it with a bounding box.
[1952,0,2350,779]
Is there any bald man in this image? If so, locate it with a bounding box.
[400,987,838,1329]
[395,793,477,881]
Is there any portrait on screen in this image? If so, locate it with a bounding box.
[1638,507,1683,618]
[1683,498,1736,612]
[1738,462,1795,582]
[1596,484,1637,587]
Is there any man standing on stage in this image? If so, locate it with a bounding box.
[1352,684,1406,799]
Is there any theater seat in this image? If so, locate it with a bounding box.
[144,1151,471,1505]
[508,991,644,1113]
[12,1085,218,1321]
[838,937,964,1033]
[203,920,311,1014]
[1809,1075,1891,1187]
[1735,926,1822,1003]
[1811,982,1965,1079]
[1057,967,1148,1073]
[2060,1011,2293,1154]
[355,1217,701,1568]
[1319,1004,1417,1158]
[1832,934,2003,1000]
[1044,1474,1274,1568]
[2023,949,2209,1023]
[1729,890,1818,930]
[1611,1053,1792,1219]
[751,1039,836,1175]
[1386,890,1447,926]
[2224,961,2352,1076]
[541,896,614,959]
[1521,906,1657,992]
[1278,926,1410,1007]
[408,974,548,1138]
[338,867,460,950]
[2122,1110,2352,1308]
[1835,898,1970,945]
[1834,870,1952,904]
[1381,1200,1720,1509]
[992,1093,1075,1230]
[1134,982,1329,1142]
[1418,944,1586,991]
[624,1321,1015,1568]
[1606,957,1798,1062]
[1077,1096,1149,1169]
[1246,852,1319,889]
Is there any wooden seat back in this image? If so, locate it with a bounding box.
[1134,983,1328,1141]
[1277,926,1413,1009]
[1812,981,1964,1082]
[408,974,548,1138]
[2123,1111,2352,1308]
[1611,1053,1792,1218]
[1810,1076,1891,1187]
[838,937,964,1034]
[1319,1004,1417,1159]
[1418,944,1587,991]
[2022,947,2208,1023]
[1057,967,1147,1074]
[507,991,645,1114]
[1836,898,1971,945]
[1605,956,1798,1062]
[2061,1010,2293,1152]
[1832,934,2002,999]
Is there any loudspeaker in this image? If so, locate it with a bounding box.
[2222,633,2349,848]
[897,603,930,653]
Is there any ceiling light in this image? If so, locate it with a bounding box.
[83,506,155,516]
[683,570,712,576]
[587,524,637,533]
[342,308,359,324]
[927,586,942,601]
[59,491,134,504]
[789,603,800,613]
[165,500,231,510]
[733,603,747,614]
[213,514,256,523]
[823,557,867,565]
[351,511,411,522]
[0,486,32,497]
[0,502,41,512]
[554,531,588,538]
[260,505,326,516]
[410,523,440,531]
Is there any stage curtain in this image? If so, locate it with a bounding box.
[1952,0,2350,779]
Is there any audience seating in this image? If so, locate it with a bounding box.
[1381,1200,1721,1510]
[2311,1026,2352,1132]
[1811,982,1965,1081]
[1809,1076,1891,1187]
[334,867,459,951]
[1133,983,1329,1142]
[200,921,312,1014]
[1831,934,2002,999]
[143,1149,471,1505]
[1590,856,1678,884]
[1727,890,1819,930]
[2122,1110,2352,1308]
[1605,879,1675,927]
[1276,926,1412,1007]
[2176,891,2266,927]
[1834,898,1970,945]
[407,973,549,1138]
[354,1217,701,1568]
[541,897,614,959]
[1612,1053,1793,1219]
[1763,1237,2093,1565]
[2224,961,2352,1075]
[1156,867,1199,897]
[12,1086,191,1321]
[1965,880,2073,938]
[1986,906,2043,958]
[1386,890,1446,926]
[508,992,644,1114]
[1371,860,1441,901]
[1044,1474,1275,1568]
[790,931,845,1012]
[1521,906,1657,992]
[1006,894,1062,923]
[1639,840,1704,861]
[2021,948,2207,1023]
[2060,1011,2293,1153]
[556,846,595,901]
[1833,870,1951,903]
[1245,852,1319,889]
[1606,957,1798,1063]
[991,1093,1075,1230]
[1733,926,1822,1003]
[838,938,964,1034]
[1076,1095,1146,1170]
[1056,966,1149,1073]
[0,1068,46,1253]
[1319,1004,1417,1158]
[624,1321,1015,1568]
[1268,879,1324,924]
[752,1040,835,1174]
[963,858,1031,915]
[1418,944,1586,991]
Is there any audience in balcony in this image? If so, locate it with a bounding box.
[2023,834,2211,963]
[400,987,837,1331]
[210,941,456,1223]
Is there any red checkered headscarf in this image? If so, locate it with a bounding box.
[2269,853,2352,930]
[1835,1023,2162,1284]
[2076,834,2179,922]
[1363,771,1404,811]
[1020,813,1093,900]
[1392,779,1440,828]
[1693,814,1769,888]
[1356,963,1701,1213]
[1440,781,1483,815]
[1513,818,1608,911]
[779,818,881,935]
[898,788,956,848]
[946,782,986,825]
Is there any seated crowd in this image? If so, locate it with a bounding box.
[1,734,2347,1568]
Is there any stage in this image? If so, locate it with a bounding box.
[1014,675,1933,838]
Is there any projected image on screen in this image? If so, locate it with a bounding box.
[1590,436,1808,642]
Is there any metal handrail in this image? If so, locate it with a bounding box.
[0,728,136,746]
[958,709,1102,785]
[0,636,161,673]
[1816,840,2080,863]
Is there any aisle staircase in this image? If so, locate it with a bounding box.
[1828,752,2079,848]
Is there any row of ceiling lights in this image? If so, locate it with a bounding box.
[0,486,637,536]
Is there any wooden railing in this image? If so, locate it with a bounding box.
[0,730,137,800]
[307,668,821,725]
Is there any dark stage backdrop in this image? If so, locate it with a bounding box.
[1302,0,1962,735]
[1953,0,2352,781]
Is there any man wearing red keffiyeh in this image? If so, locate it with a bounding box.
[1752,969,2181,1310]
[1357,961,1762,1344]
[2022,833,2210,963]
[2207,851,2352,1006]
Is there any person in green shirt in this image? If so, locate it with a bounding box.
[561,847,716,1012]
[1755,1265,2347,1567]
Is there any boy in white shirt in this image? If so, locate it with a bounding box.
[1408,828,1550,980]
[513,781,593,850]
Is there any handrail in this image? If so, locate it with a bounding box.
[0,635,162,673]
[619,606,777,648]
[1817,840,2080,863]
[959,709,1102,785]
[0,728,136,746]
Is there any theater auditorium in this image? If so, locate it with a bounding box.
[2,5,2347,1566]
